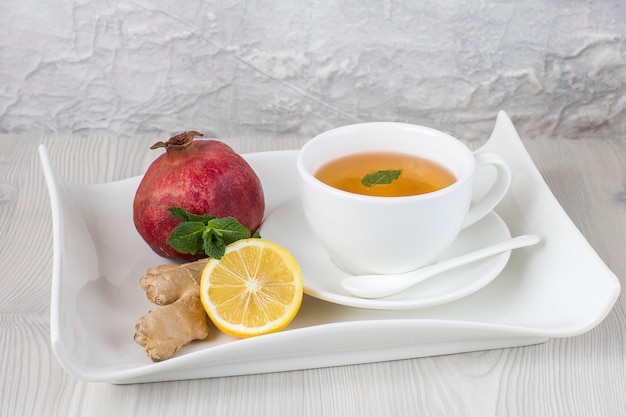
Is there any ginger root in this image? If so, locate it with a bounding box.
[140,259,207,305]
[134,259,211,361]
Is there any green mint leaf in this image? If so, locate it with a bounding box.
[166,221,206,254]
[168,206,216,224]
[207,217,253,245]
[168,206,190,221]
[202,229,227,259]
[361,169,402,190]
[204,244,227,260]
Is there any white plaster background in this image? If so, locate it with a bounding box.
[1,0,624,142]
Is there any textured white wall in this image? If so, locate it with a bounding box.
[1,0,625,142]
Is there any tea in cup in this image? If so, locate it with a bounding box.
[296,122,512,275]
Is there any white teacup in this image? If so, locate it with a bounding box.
[296,122,512,275]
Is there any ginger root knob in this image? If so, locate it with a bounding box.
[134,259,211,361]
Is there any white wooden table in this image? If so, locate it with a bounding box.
[1,132,624,416]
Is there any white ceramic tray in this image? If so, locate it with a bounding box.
[39,111,620,384]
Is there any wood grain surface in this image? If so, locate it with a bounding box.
[0,133,624,417]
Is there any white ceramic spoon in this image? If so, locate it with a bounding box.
[341,234,541,299]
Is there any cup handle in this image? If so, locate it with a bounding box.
[462,151,512,228]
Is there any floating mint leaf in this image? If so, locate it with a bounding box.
[361,169,402,190]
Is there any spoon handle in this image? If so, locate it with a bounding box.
[409,234,540,282]
[341,234,541,298]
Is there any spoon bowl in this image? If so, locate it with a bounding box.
[341,234,541,299]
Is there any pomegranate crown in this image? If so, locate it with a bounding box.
[151,131,204,151]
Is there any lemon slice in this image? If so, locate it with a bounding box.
[200,239,303,338]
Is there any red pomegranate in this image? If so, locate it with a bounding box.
[133,131,265,261]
